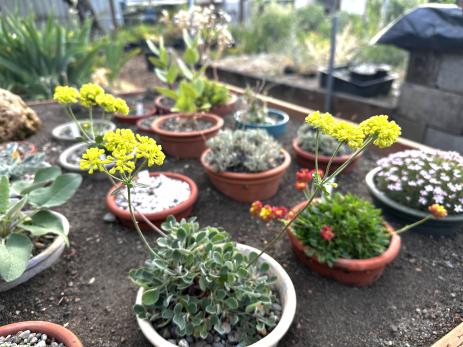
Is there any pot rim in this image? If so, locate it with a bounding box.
[292,138,355,163]
[289,200,401,271]
[106,172,198,221]
[136,116,159,132]
[114,107,157,121]
[234,108,289,128]
[52,119,116,141]
[58,142,113,173]
[135,242,296,347]
[0,321,83,347]
[200,148,291,180]
[210,93,238,108]
[366,167,463,222]
[151,113,224,138]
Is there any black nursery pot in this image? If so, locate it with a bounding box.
[365,167,463,236]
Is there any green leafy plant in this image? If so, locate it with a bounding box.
[131,216,278,344]
[292,193,391,266]
[0,143,46,179]
[0,14,100,100]
[297,123,352,157]
[237,85,270,125]
[205,129,283,173]
[0,166,82,282]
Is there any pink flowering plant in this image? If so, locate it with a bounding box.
[376,150,463,215]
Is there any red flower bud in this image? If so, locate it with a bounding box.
[250,200,263,216]
[295,181,307,191]
[320,225,335,241]
[272,206,288,219]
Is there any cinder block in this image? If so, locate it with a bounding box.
[436,54,463,95]
[406,52,441,87]
[390,114,426,142]
[397,82,463,135]
[423,126,463,154]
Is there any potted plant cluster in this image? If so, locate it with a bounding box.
[234,85,289,137]
[77,126,297,347]
[201,129,291,202]
[0,142,46,181]
[366,149,463,235]
[250,112,449,286]
[292,119,361,173]
[0,166,81,292]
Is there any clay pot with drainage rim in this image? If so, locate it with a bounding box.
[0,212,69,292]
[106,172,198,231]
[200,148,291,203]
[135,243,296,347]
[0,321,83,347]
[151,113,224,159]
[292,138,361,173]
[287,201,401,287]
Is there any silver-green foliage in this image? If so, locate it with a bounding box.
[0,143,45,179]
[0,166,82,282]
[297,123,351,157]
[205,129,283,172]
[131,217,278,344]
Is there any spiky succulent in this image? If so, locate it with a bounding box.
[131,217,279,345]
[297,123,351,157]
[205,129,283,172]
[0,143,45,179]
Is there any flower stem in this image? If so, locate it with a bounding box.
[65,108,92,143]
[88,107,96,140]
[314,129,320,174]
[324,141,344,177]
[396,216,432,234]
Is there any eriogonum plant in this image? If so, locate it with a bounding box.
[249,112,448,264]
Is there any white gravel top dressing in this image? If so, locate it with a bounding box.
[115,171,191,213]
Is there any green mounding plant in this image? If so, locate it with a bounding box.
[297,123,352,157]
[0,143,46,180]
[292,193,391,266]
[0,14,100,100]
[205,129,283,173]
[131,216,278,344]
[0,166,82,282]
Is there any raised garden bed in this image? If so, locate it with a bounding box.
[1,93,462,347]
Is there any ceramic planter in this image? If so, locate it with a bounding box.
[287,201,401,287]
[366,167,463,236]
[135,243,296,347]
[0,321,82,347]
[114,106,156,124]
[151,113,224,159]
[136,116,159,135]
[58,143,109,180]
[154,94,238,117]
[234,108,289,137]
[106,172,198,231]
[0,212,69,292]
[52,119,116,142]
[292,138,361,173]
[200,149,291,203]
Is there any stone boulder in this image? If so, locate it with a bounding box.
[0,89,41,142]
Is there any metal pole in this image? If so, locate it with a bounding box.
[188,0,195,9]
[324,1,338,113]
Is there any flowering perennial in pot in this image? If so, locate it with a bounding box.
[376,149,463,215]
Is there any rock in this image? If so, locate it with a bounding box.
[227,331,240,344]
[18,330,30,340]
[212,343,225,347]
[272,303,282,312]
[161,328,171,339]
[103,212,117,223]
[168,339,177,345]
[178,339,190,347]
[36,340,47,347]
[0,88,41,142]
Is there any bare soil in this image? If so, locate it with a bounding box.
[1,69,462,346]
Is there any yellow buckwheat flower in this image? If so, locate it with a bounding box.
[428,204,448,219]
[108,150,136,175]
[135,134,165,166]
[359,115,401,148]
[53,86,79,104]
[328,120,365,149]
[114,98,130,116]
[305,111,335,134]
[79,83,105,107]
[96,93,118,113]
[103,129,137,153]
[80,147,111,174]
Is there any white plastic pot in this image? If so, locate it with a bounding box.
[0,212,69,292]
[52,120,116,142]
[135,243,297,347]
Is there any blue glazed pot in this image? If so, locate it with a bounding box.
[366,167,463,236]
[234,108,289,137]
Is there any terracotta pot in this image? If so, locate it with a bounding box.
[209,94,238,117]
[106,172,198,231]
[151,113,224,159]
[287,201,401,287]
[154,96,176,115]
[200,149,291,203]
[0,321,83,347]
[114,107,156,124]
[136,116,159,135]
[292,138,361,174]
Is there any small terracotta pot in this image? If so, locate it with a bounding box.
[292,138,361,174]
[209,94,238,117]
[200,149,291,203]
[287,201,401,287]
[151,113,224,159]
[0,321,83,347]
[114,107,156,124]
[136,116,159,135]
[154,96,176,115]
[106,172,198,231]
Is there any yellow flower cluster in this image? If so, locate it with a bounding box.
[53,83,130,115]
[305,112,402,149]
[359,115,401,148]
[428,204,448,219]
[80,129,165,175]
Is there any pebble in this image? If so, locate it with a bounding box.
[178,339,189,347]
[103,212,116,223]
[0,330,66,346]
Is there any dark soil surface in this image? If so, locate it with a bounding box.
[1,98,462,347]
[161,117,214,132]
